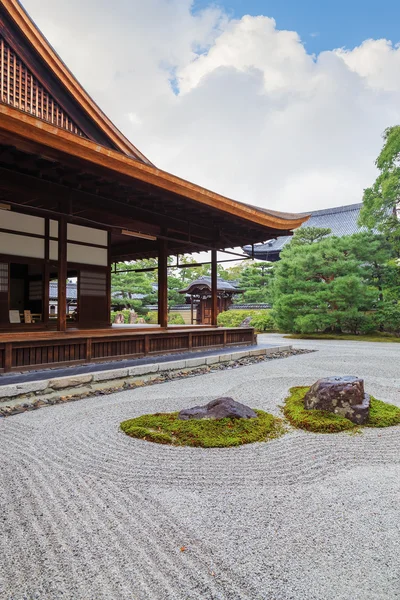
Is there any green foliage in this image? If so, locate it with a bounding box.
[285,332,400,343]
[168,313,185,325]
[217,309,276,331]
[247,311,276,332]
[376,303,400,336]
[112,260,157,311]
[272,231,390,334]
[359,126,400,256]
[283,387,400,432]
[145,311,158,324]
[145,311,185,325]
[290,227,332,246]
[237,262,272,303]
[120,409,285,447]
[111,309,141,324]
[176,256,233,285]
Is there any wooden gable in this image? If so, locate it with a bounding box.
[0,36,87,138]
[0,0,152,163]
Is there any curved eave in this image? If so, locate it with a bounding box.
[179,286,244,294]
[3,0,153,164]
[0,104,309,232]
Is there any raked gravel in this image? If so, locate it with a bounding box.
[1,334,400,600]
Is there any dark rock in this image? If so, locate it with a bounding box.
[178,397,258,420]
[304,376,370,425]
[240,317,252,328]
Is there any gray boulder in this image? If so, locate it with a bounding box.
[240,317,252,328]
[304,376,370,425]
[178,397,257,420]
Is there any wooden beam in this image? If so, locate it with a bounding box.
[211,248,218,327]
[57,218,67,332]
[0,166,215,242]
[158,238,168,328]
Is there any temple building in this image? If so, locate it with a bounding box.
[179,276,243,325]
[243,203,363,262]
[0,0,307,373]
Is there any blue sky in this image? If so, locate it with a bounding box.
[193,0,400,54]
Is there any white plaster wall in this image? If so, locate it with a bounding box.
[67,243,108,266]
[0,232,44,258]
[67,224,108,247]
[1,211,44,235]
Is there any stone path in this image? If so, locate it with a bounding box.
[1,334,400,599]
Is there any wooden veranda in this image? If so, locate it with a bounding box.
[0,0,308,373]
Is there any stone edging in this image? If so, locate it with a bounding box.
[0,346,294,417]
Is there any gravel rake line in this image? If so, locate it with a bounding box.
[2,432,259,600]
[113,482,262,600]
[0,458,95,600]
[13,407,400,492]
[2,439,180,600]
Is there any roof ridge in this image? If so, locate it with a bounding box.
[303,203,363,217]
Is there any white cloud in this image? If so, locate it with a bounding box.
[21,0,400,213]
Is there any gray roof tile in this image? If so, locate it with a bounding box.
[243,203,365,259]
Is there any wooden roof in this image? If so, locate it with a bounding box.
[0,0,309,260]
[0,0,152,162]
[180,277,243,295]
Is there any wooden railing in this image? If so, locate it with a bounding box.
[0,327,256,373]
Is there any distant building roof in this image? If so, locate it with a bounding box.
[49,282,77,300]
[179,276,243,295]
[243,203,364,262]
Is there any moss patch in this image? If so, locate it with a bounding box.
[284,333,400,343]
[367,398,400,427]
[120,410,285,448]
[283,387,400,433]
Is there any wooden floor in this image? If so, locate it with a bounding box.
[0,326,256,373]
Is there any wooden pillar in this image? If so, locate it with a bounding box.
[43,218,50,326]
[211,248,218,327]
[158,238,168,328]
[190,295,193,325]
[57,218,67,332]
[106,231,112,325]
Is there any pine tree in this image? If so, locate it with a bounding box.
[272,233,389,334]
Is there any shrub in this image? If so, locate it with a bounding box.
[145,311,158,324]
[145,312,186,325]
[168,313,185,325]
[338,310,376,335]
[111,309,133,324]
[248,311,276,332]
[377,304,400,336]
[217,309,276,331]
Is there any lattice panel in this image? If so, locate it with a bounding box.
[0,36,87,137]
[0,263,8,292]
